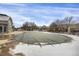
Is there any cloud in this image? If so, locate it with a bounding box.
[0,3,79,27]
[0,3,26,7]
[0,8,33,27]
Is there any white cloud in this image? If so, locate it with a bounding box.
[0,4,79,27]
[0,8,33,27]
[0,3,26,7]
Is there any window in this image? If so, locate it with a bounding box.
[4,26,7,32]
[0,26,2,33]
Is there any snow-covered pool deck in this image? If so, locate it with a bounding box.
[9,32,79,56]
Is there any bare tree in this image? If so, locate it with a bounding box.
[49,17,73,33]
[39,25,48,31]
[22,22,38,31]
[64,16,73,33]
[49,22,57,32]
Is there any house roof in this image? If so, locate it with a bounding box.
[0,14,13,25]
[0,14,9,21]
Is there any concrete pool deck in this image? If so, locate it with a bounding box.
[0,31,79,56]
[8,31,79,56]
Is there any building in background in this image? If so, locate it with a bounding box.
[0,14,13,33]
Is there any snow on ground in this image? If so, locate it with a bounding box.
[9,32,79,56]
